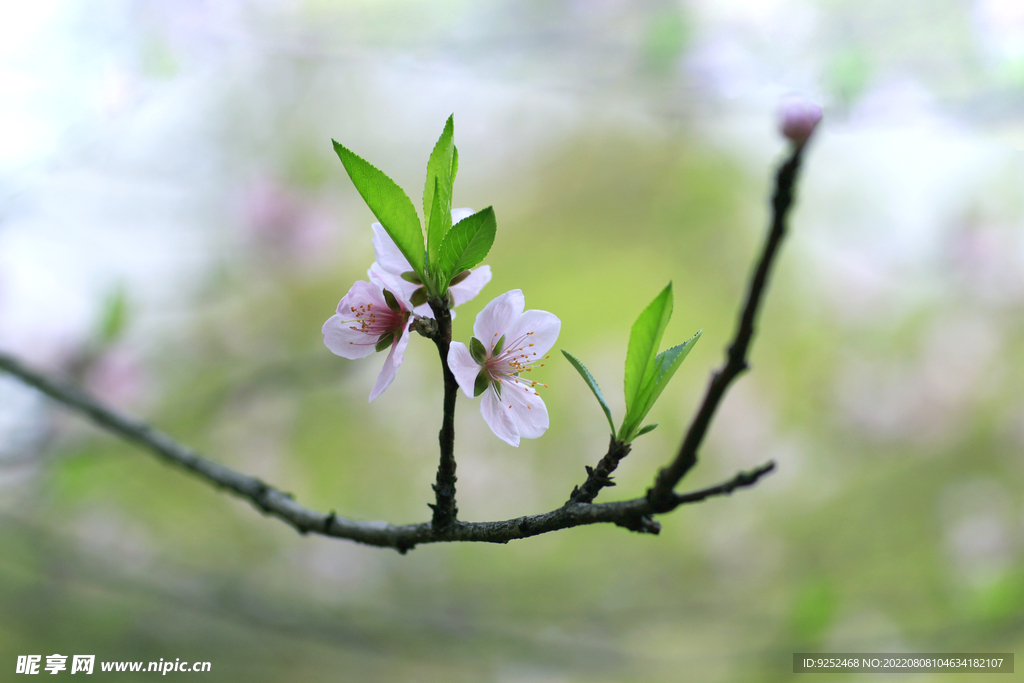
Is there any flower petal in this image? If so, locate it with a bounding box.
[473,289,525,350]
[505,379,549,439]
[372,222,414,276]
[481,385,520,446]
[503,309,561,359]
[448,342,482,399]
[337,279,387,313]
[369,263,418,305]
[368,317,412,402]
[451,207,474,223]
[449,265,491,307]
[322,313,376,359]
[323,280,388,360]
[368,348,398,402]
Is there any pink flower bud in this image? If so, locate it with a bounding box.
[778,97,822,145]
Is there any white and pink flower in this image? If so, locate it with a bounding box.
[448,290,560,446]
[322,279,414,402]
[370,208,492,313]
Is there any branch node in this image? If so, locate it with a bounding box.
[410,316,439,340]
[251,480,271,513]
[616,514,660,535]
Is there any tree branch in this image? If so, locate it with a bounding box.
[0,138,808,551]
[0,350,773,553]
[647,144,805,511]
[426,299,459,529]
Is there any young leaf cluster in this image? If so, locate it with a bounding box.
[562,283,701,443]
[332,115,495,299]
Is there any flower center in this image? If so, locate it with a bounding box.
[341,301,407,347]
[484,330,549,391]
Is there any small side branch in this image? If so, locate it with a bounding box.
[0,351,774,553]
[671,461,775,505]
[647,145,805,511]
[567,436,631,505]
[426,300,459,529]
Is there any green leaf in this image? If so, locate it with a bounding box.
[424,115,455,271]
[438,207,496,282]
[375,333,394,353]
[639,330,701,417]
[622,329,701,441]
[332,139,424,274]
[561,350,616,435]
[623,283,673,415]
[97,285,129,344]
[451,145,459,184]
[426,178,451,289]
[635,423,659,437]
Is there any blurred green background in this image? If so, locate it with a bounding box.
[2,0,1024,681]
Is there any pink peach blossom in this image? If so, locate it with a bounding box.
[448,290,560,446]
[322,279,413,401]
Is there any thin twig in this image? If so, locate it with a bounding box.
[647,145,805,511]
[672,461,776,505]
[426,300,459,529]
[0,351,774,553]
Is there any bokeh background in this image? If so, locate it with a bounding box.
[2,0,1024,681]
